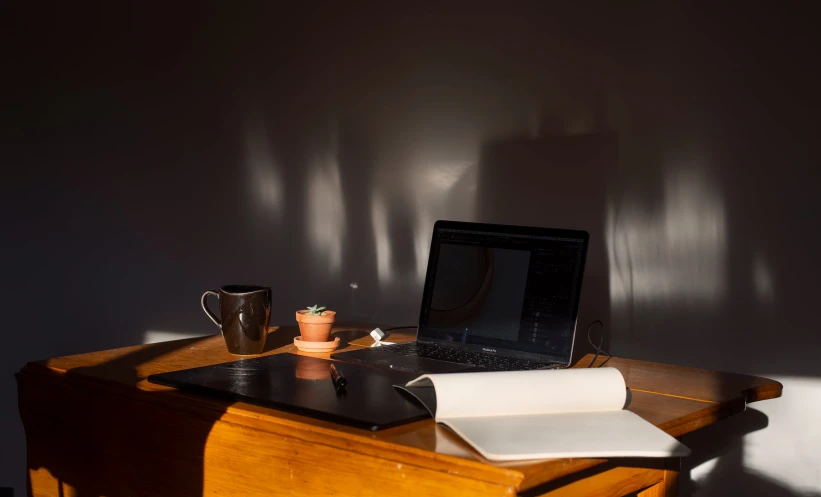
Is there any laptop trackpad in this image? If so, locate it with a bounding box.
[373,356,473,374]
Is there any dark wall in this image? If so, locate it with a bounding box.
[2,3,819,495]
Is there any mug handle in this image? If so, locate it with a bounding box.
[201,290,222,334]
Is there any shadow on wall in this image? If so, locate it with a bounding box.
[474,131,617,363]
[683,408,820,497]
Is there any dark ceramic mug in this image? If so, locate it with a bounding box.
[201,285,271,355]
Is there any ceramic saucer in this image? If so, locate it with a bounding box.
[293,336,340,353]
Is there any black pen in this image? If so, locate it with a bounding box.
[329,363,347,392]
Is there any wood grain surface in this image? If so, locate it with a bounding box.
[18,324,781,497]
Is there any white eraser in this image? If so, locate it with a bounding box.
[370,328,387,342]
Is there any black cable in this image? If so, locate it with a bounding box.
[382,326,418,332]
[586,320,610,368]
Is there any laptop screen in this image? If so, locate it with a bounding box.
[418,221,589,364]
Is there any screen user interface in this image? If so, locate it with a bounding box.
[420,226,587,359]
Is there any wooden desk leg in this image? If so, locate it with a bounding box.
[637,459,679,497]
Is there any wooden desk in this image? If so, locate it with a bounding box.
[17,326,781,497]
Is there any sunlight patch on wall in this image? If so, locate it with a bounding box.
[420,160,473,192]
[244,117,283,221]
[410,161,477,283]
[606,167,727,306]
[366,156,478,290]
[413,210,434,282]
[752,253,775,306]
[307,128,346,276]
[371,191,393,286]
[689,457,719,484]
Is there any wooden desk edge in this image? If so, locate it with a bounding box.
[17,360,528,489]
[18,342,784,495]
[578,353,784,405]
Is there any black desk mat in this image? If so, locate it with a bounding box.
[147,353,430,430]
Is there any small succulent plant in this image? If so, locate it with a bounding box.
[306,305,327,316]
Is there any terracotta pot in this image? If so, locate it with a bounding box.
[295,310,336,342]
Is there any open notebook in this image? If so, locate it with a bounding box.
[395,367,690,461]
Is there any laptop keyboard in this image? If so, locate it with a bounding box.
[383,342,561,371]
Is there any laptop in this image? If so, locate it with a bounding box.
[331,220,589,374]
